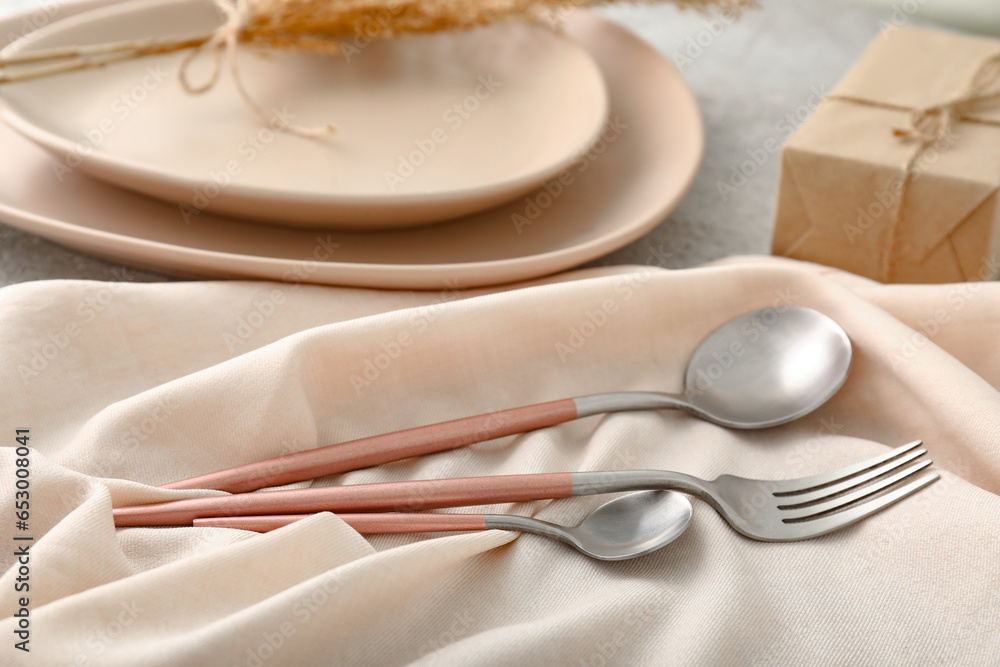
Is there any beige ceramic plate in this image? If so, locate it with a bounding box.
[0,0,608,229]
[0,1,703,290]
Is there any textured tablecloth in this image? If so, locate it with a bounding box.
[1,256,999,665]
[0,0,905,286]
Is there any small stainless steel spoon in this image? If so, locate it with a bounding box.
[165,306,853,493]
[194,490,694,561]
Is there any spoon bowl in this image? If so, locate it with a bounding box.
[681,306,853,428]
[573,306,852,429]
[517,490,694,561]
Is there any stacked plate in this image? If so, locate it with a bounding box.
[0,0,703,288]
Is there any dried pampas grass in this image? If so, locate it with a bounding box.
[1,0,755,76]
[0,0,755,133]
[241,0,755,50]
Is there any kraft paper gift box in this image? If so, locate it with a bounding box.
[772,26,1000,283]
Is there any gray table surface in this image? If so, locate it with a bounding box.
[0,0,913,287]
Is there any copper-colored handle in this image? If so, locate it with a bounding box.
[194,513,487,533]
[116,472,575,527]
[162,398,579,493]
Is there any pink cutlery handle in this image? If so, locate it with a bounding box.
[115,472,574,527]
[162,398,579,493]
[193,513,487,533]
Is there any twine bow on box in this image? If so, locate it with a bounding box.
[826,52,1000,281]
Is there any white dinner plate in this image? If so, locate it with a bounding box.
[0,0,609,229]
[0,2,703,289]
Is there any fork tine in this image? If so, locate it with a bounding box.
[776,448,926,507]
[772,440,923,495]
[780,460,933,522]
[776,472,939,540]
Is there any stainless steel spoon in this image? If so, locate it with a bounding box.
[165,306,853,493]
[193,490,694,561]
[591,304,854,429]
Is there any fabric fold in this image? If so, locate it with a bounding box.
[1,257,998,665]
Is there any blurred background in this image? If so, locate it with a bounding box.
[3,0,1000,34]
[833,0,1000,35]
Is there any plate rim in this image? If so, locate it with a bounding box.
[0,0,612,225]
[0,0,704,289]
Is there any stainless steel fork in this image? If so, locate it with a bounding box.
[573,440,936,541]
[114,441,938,542]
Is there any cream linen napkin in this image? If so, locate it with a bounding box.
[1,256,998,665]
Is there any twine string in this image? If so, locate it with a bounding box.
[825,51,1000,281]
[178,0,335,138]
